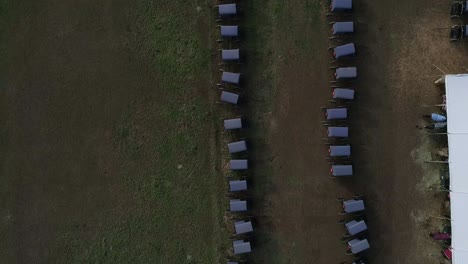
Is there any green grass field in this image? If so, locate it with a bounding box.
[0,0,228,263]
[66,1,228,262]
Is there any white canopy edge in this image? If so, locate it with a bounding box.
[453,249,468,263]
[446,74,468,134]
[448,134,468,193]
[444,74,468,263]
[451,193,468,252]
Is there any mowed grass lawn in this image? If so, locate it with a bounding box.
[0,0,227,263]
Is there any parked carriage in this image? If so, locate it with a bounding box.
[331,67,358,83]
[327,126,349,138]
[219,71,241,87]
[228,140,248,154]
[451,1,468,18]
[232,239,251,255]
[233,220,254,235]
[230,159,248,170]
[221,49,241,63]
[346,237,370,255]
[220,91,240,105]
[331,164,353,177]
[224,118,243,130]
[329,145,351,158]
[450,25,468,41]
[330,21,355,39]
[229,199,248,212]
[324,107,348,120]
[330,88,355,104]
[339,197,365,214]
[229,180,248,192]
[331,43,356,60]
[217,3,238,19]
[218,25,240,41]
[343,219,368,237]
[330,0,353,13]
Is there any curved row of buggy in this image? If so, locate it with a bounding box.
[214,3,254,263]
[338,196,369,259]
[216,0,368,263]
[326,1,371,264]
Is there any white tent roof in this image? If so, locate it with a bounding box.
[445,74,468,263]
[448,134,468,193]
[446,75,468,134]
[453,250,468,263]
[451,193,468,251]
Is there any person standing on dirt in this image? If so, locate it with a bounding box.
[430,232,451,241]
[423,113,447,122]
[416,122,447,130]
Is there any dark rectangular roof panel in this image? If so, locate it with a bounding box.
[233,240,251,254]
[336,67,357,79]
[228,140,247,153]
[334,43,356,58]
[333,88,355,100]
[234,220,253,234]
[230,159,248,170]
[219,4,237,16]
[331,164,353,176]
[345,220,367,236]
[229,180,248,192]
[220,26,239,37]
[230,199,247,212]
[224,118,242,130]
[331,0,352,12]
[329,145,351,157]
[221,91,239,104]
[328,126,349,138]
[326,108,348,120]
[343,199,365,213]
[348,238,370,254]
[332,22,354,35]
[222,71,241,84]
[222,49,240,61]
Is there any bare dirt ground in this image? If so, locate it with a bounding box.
[248,0,468,263]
